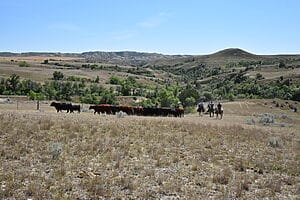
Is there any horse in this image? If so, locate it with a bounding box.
[215,108,223,119]
[197,105,205,116]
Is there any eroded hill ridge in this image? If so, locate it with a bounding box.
[1,48,299,66]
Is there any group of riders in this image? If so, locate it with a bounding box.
[197,101,224,119]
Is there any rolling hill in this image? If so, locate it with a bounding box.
[0,48,299,103]
[1,48,300,67]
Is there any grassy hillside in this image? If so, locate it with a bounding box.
[0,48,299,105]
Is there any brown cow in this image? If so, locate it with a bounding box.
[174,107,184,117]
[89,104,112,114]
[119,105,134,115]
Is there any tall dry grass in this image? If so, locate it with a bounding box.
[0,111,299,199]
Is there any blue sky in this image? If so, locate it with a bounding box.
[0,0,299,55]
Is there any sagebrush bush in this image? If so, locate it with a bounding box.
[259,113,275,125]
[268,136,284,148]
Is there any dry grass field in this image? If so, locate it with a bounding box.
[0,62,112,84]
[0,57,157,86]
[247,67,300,84]
[0,56,83,62]
[0,100,299,199]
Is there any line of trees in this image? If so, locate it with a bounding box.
[0,73,200,108]
[0,71,299,109]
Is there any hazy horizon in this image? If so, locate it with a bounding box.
[1,0,300,55]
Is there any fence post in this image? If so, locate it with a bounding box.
[37,101,40,110]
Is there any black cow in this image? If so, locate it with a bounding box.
[110,105,119,115]
[71,105,81,113]
[50,102,72,113]
[142,107,158,116]
[160,107,172,117]
[133,106,143,116]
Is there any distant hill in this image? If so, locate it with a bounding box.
[1,48,300,67]
[146,48,300,69]
[208,48,260,59]
[81,51,189,66]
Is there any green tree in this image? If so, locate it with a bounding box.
[279,61,286,68]
[291,88,300,101]
[99,89,116,104]
[53,71,64,80]
[255,73,263,80]
[20,79,42,94]
[80,94,99,104]
[0,78,6,94]
[185,97,196,107]
[59,82,73,100]
[120,77,137,96]
[43,82,57,100]
[178,86,199,107]
[28,90,45,100]
[109,75,123,85]
[6,74,20,93]
[202,91,213,102]
[95,75,100,83]
[158,88,179,107]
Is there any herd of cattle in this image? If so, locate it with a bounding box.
[50,102,184,117]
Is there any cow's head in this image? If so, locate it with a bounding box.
[89,105,94,109]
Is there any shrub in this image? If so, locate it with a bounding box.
[259,113,275,125]
[48,142,63,159]
[18,61,30,67]
[268,136,284,148]
[256,73,264,80]
[53,71,64,80]
[109,75,123,85]
[246,118,256,125]
[213,168,232,185]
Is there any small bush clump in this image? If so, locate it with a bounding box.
[213,168,232,185]
[259,113,275,125]
[268,136,284,148]
[48,142,63,159]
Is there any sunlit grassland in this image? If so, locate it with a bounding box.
[0,109,299,199]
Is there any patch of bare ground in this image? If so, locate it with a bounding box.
[0,108,299,199]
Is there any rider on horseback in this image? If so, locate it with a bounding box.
[217,102,222,112]
[215,102,224,119]
[197,101,205,116]
[208,101,214,117]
